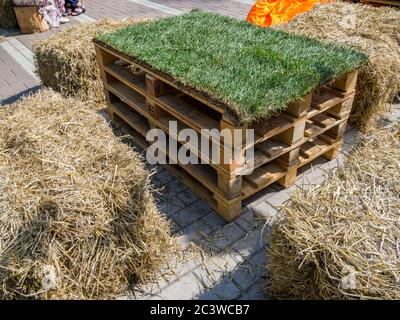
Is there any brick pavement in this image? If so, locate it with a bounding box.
[0,0,366,300]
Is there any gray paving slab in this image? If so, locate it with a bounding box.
[0,46,39,103]
[153,271,204,300]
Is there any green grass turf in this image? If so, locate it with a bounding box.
[96,10,367,123]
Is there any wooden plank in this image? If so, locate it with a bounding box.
[311,113,337,128]
[244,162,285,188]
[362,0,400,6]
[104,63,146,94]
[299,139,343,167]
[182,163,218,192]
[251,138,303,169]
[319,133,342,145]
[307,88,355,119]
[241,164,290,198]
[106,82,148,116]
[252,116,294,142]
[95,46,118,84]
[114,118,149,151]
[152,95,240,176]
[156,94,220,132]
[156,114,217,168]
[252,149,269,169]
[277,148,300,169]
[213,192,243,221]
[311,90,343,110]
[257,140,287,158]
[108,101,150,137]
[300,141,326,159]
[154,110,247,177]
[322,86,356,99]
[147,99,167,119]
[304,120,323,137]
[305,116,348,139]
[326,119,348,139]
[323,144,342,160]
[167,163,219,210]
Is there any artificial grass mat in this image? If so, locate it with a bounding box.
[96,10,367,123]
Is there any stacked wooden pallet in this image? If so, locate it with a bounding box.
[94,42,358,221]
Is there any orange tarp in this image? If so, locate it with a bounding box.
[246,0,332,27]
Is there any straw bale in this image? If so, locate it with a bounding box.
[0,89,178,299]
[33,19,147,103]
[268,123,400,299]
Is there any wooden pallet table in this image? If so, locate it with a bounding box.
[94,41,358,221]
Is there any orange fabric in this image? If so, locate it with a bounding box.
[246,0,331,27]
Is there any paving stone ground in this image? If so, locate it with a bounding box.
[0,46,39,103]
[1,0,394,300]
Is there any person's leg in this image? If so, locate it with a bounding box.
[66,0,80,7]
[70,0,85,16]
[64,0,74,16]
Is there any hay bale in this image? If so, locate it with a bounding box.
[0,89,178,299]
[33,18,147,103]
[275,2,400,131]
[267,124,400,299]
[0,0,17,29]
[0,36,5,43]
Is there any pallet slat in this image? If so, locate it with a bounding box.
[311,113,337,128]
[257,140,287,157]
[105,63,146,94]
[156,94,220,132]
[244,163,286,188]
[299,138,343,167]
[106,82,147,116]
[108,102,150,137]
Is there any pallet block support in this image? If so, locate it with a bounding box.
[214,193,242,222]
[286,92,312,117]
[327,96,355,118]
[277,147,300,168]
[217,173,242,199]
[277,166,297,188]
[146,74,170,97]
[276,120,306,145]
[326,119,348,139]
[332,70,358,93]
